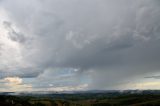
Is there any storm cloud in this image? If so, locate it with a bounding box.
[0,0,160,91]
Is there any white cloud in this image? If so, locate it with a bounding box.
[0,77,32,92]
[4,77,22,85]
[123,81,160,90]
[47,84,88,92]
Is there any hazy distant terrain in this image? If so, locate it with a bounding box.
[1,90,160,106]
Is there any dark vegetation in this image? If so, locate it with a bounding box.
[1,91,160,106]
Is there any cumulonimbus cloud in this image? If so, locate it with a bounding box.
[0,0,160,90]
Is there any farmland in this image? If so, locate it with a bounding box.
[1,90,160,106]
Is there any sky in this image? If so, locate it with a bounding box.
[0,0,160,92]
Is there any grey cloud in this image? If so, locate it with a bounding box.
[0,68,40,79]
[3,21,27,43]
[31,68,87,89]
[145,75,160,79]
[0,0,160,90]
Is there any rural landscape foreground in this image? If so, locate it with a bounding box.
[1,90,160,106]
